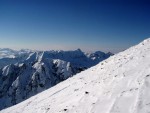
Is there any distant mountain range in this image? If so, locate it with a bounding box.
[2,38,150,113]
[0,48,113,110]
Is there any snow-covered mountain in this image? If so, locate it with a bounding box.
[0,48,31,59]
[0,48,21,59]
[1,38,150,113]
[0,49,112,110]
[0,48,32,68]
[0,48,112,68]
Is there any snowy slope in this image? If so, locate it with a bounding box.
[1,38,150,113]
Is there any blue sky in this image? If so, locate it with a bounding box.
[0,0,150,53]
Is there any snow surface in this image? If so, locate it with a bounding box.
[1,39,150,113]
